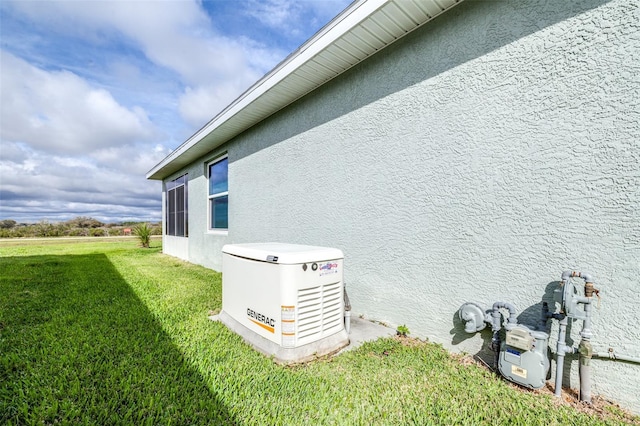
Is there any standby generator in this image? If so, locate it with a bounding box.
[219,243,349,363]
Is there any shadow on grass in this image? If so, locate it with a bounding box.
[0,254,235,425]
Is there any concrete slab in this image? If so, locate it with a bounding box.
[340,316,396,353]
[209,313,396,357]
[218,309,349,364]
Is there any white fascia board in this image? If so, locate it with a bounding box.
[147,0,462,180]
[146,0,387,180]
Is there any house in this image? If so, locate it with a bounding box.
[147,0,639,414]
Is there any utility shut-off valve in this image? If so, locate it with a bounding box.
[458,271,601,403]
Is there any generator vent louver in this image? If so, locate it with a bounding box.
[297,281,343,343]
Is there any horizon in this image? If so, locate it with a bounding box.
[1,217,161,226]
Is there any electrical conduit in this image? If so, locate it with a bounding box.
[593,350,640,364]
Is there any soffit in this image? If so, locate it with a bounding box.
[147,0,463,180]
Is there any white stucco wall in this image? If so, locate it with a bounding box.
[173,0,639,413]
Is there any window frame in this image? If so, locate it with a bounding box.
[165,174,188,237]
[207,155,228,233]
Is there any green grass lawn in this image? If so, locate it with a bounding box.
[1,239,637,425]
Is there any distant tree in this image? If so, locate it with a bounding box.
[90,228,106,237]
[67,216,104,228]
[34,220,55,237]
[151,224,162,235]
[0,219,17,229]
[68,228,89,237]
[109,228,123,236]
[15,226,30,237]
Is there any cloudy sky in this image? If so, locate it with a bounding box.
[0,0,351,224]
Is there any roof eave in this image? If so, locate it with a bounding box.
[147,0,463,181]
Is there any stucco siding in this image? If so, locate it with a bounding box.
[179,0,639,413]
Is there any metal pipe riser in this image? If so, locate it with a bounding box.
[554,317,569,398]
[579,340,593,403]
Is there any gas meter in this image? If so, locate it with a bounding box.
[498,324,550,389]
[459,302,551,390]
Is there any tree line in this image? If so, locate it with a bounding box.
[0,217,161,238]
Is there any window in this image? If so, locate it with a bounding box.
[166,174,188,236]
[208,156,228,230]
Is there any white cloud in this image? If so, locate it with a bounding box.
[246,0,299,30]
[179,81,255,127]
[244,0,351,38]
[4,0,277,127]
[0,51,156,155]
[90,143,172,176]
[0,141,163,223]
[0,0,349,223]
[3,0,350,132]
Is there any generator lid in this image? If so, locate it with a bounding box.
[222,243,343,264]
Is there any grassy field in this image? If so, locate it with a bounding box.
[1,239,638,425]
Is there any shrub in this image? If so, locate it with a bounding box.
[68,228,89,237]
[90,228,106,237]
[133,223,152,248]
[396,324,410,337]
